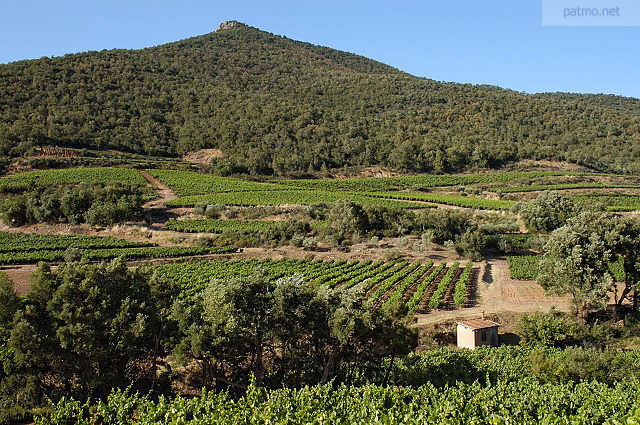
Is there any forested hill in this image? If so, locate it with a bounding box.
[1,21,639,174]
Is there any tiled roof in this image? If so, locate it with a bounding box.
[457,319,500,330]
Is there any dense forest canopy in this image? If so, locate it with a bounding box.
[1,21,639,174]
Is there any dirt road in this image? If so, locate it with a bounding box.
[138,170,179,229]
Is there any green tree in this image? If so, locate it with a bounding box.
[538,211,618,321]
[454,228,485,260]
[171,269,415,390]
[4,258,174,402]
[516,191,578,233]
[0,272,19,335]
[415,209,475,245]
[611,217,640,319]
[328,199,368,243]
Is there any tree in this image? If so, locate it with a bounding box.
[0,272,19,335]
[415,209,475,245]
[328,199,368,243]
[4,258,175,402]
[516,191,578,233]
[537,211,618,321]
[611,217,640,319]
[171,268,416,389]
[454,228,486,260]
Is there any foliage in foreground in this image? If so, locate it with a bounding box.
[35,378,640,425]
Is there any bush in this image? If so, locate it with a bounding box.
[302,236,317,250]
[454,229,485,260]
[64,247,82,262]
[305,203,329,220]
[194,236,214,247]
[517,310,575,347]
[518,191,578,233]
[498,237,513,253]
[323,234,338,248]
[204,204,221,219]
[84,201,117,226]
[291,234,304,247]
[1,183,144,227]
[194,201,208,215]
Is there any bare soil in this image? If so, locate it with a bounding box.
[182,148,223,164]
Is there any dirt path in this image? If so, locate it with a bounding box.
[138,170,178,230]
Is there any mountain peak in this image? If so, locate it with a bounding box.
[216,20,240,31]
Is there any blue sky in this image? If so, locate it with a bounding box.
[1,0,638,98]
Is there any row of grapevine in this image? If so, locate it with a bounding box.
[406,263,447,314]
[40,369,640,424]
[453,262,474,306]
[338,261,398,289]
[363,261,409,293]
[0,232,154,253]
[324,260,374,287]
[0,167,147,190]
[507,255,627,282]
[303,259,349,282]
[507,256,541,280]
[275,170,593,191]
[367,191,515,210]
[496,183,640,193]
[165,218,327,234]
[428,262,460,309]
[152,259,475,317]
[165,190,428,209]
[381,261,434,310]
[573,194,640,212]
[313,260,363,285]
[0,246,238,265]
[370,262,422,304]
[147,169,286,196]
[165,218,273,233]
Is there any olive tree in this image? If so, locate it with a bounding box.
[538,211,618,321]
[515,191,578,233]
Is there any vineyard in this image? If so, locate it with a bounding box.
[572,194,640,212]
[163,189,431,209]
[0,231,237,264]
[156,258,476,316]
[146,169,287,196]
[0,167,147,191]
[507,255,626,281]
[38,377,640,425]
[4,167,636,212]
[148,169,640,211]
[497,183,640,193]
[165,218,327,234]
[273,170,591,191]
[0,232,154,252]
[0,245,238,265]
[506,256,541,280]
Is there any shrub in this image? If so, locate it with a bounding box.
[302,237,318,250]
[291,234,304,247]
[517,310,575,347]
[194,201,208,215]
[204,204,221,219]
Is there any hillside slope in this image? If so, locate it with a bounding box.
[0,21,639,174]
